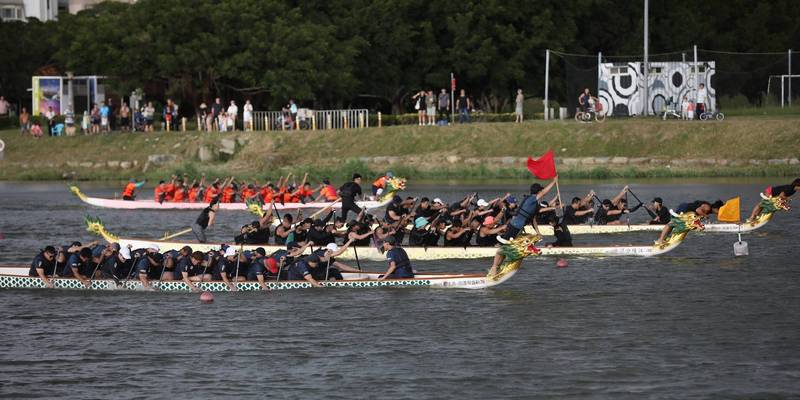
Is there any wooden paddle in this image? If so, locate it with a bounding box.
[161,227,193,241]
[309,198,341,219]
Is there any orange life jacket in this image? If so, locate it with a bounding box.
[188,187,198,202]
[260,187,273,202]
[373,176,387,188]
[321,185,337,201]
[154,185,165,201]
[163,183,175,201]
[204,187,219,202]
[172,187,186,202]
[242,188,257,200]
[122,182,136,198]
[221,187,236,203]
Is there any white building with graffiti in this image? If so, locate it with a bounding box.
[598,61,716,116]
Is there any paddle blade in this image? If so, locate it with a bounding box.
[717,197,741,223]
[527,150,557,179]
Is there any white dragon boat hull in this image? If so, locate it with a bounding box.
[0,267,512,292]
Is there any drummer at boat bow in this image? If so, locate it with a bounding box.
[489,177,557,276]
[379,236,414,280]
[749,178,799,221]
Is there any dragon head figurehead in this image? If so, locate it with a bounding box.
[377,177,407,203]
[85,216,119,243]
[70,185,88,202]
[656,211,703,249]
[749,193,791,225]
[245,197,266,218]
[488,233,543,281]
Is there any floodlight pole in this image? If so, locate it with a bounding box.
[642,0,649,116]
[544,49,550,121]
[789,49,793,106]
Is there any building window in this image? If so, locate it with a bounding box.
[611,66,629,75]
[649,67,663,74]
[0,6,23,21]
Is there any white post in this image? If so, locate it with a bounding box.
[789,49,793,106]
[781,76,785,108]
[450,72,455,122]
[693,45,698,112]
[544,49,550,121]
[597,51,602,94]
[642,0,649,116]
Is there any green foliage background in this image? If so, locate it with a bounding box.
[0,0,798,113]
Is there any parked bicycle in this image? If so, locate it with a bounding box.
[575,99,606,123]
[700,109,725,121]
[661,97,682,120]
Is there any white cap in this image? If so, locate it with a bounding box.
[325,243,339,252]
[224,247,237,257]
[120,247,131,260]
[433,198,443,204]
[147,244,160,252]
[477,199,489,207]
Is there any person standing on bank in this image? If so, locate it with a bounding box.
[515,89,525,123]
[192,199,219,243]
[457,89,471,123]
[696,83,707,119]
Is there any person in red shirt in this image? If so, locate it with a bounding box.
[241,184,258,201]
[154,181,167,203]
[172,181,187,202]
[221,184,237,203]
[371,172,393,197]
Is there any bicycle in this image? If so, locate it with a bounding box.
[661,97,682,120]
[574,99,606,123]
[700,109,724,121]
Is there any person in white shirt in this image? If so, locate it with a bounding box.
[696,83,707,119]
[226,101,238,131]
[243,100,253,131]
[0,96,9,115]
[680,96,689,120]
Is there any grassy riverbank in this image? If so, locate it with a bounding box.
[1,116,798,182]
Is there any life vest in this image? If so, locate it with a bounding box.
[373,176,387,188]
[242,188,257,200]
[283,192,295,203]
[163,183,175,201]
[122,182,136,198]
[204,187,219,202]
[221,187,236,203]
[154,186,165,201]
[188,187,198,202]
[172,187,186,202]
[260,187,274,202]
[300,188,314,200]
[321,185,337,201]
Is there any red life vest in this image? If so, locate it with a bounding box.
[204,187,219,202]
[188,188,198,202]
[373,176,387,188]
[321,185,337,201]
[122,182,136,198]
[172,187,186,202]
[221,187,236,203]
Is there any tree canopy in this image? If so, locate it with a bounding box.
[1,0,798,113]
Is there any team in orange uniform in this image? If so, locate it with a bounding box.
[371,172,394,196]
[122,179,146,201]
[137,172,384,204]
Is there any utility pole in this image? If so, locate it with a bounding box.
[642,0,649,116]
[544,49,550,121]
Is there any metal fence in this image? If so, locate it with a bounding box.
[251,109,369,131]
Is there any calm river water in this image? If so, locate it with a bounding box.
[0,181,798,399]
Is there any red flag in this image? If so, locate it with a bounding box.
[527,150,557,179]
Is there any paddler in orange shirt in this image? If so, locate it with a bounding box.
[121,178,146,201]
[371,171,393,198]
[314,178,339,202]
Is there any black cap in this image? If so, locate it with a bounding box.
[653,197,663,204]
[353,173,362,180]
[306,254,320,264]
[254,247,266,256]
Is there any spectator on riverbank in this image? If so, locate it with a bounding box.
[457,89,470,123]
[425,90,436,126]
[108,98,117,131]
[211,97,222,129]
[100,101,111,132]
[696,83,707,119]
[243,100,253,131]
[515,89,524,123]
[19,107,30,135]
[412,90,426,126]
[288,99,298,127]
[120,102,130,131]
[438,89,449,124]
[90,103,101,134]
[227,100,238,131]
[45,106,56,136]
[0,96,9,116]
[65,106,75,136]
[31,121,43,138]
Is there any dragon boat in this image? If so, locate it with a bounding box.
[68,177,406,211]
[0,235,543,292]
[85,217,690,260]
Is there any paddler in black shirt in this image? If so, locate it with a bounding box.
[338,173,363,220]
[29,246,57,288]
[646,197,670,224]
[594,186,629,225]
[192,199,219,243]
[562,191,595,225]
[748,178,800,221]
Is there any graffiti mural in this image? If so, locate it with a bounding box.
[598,61,716,116]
